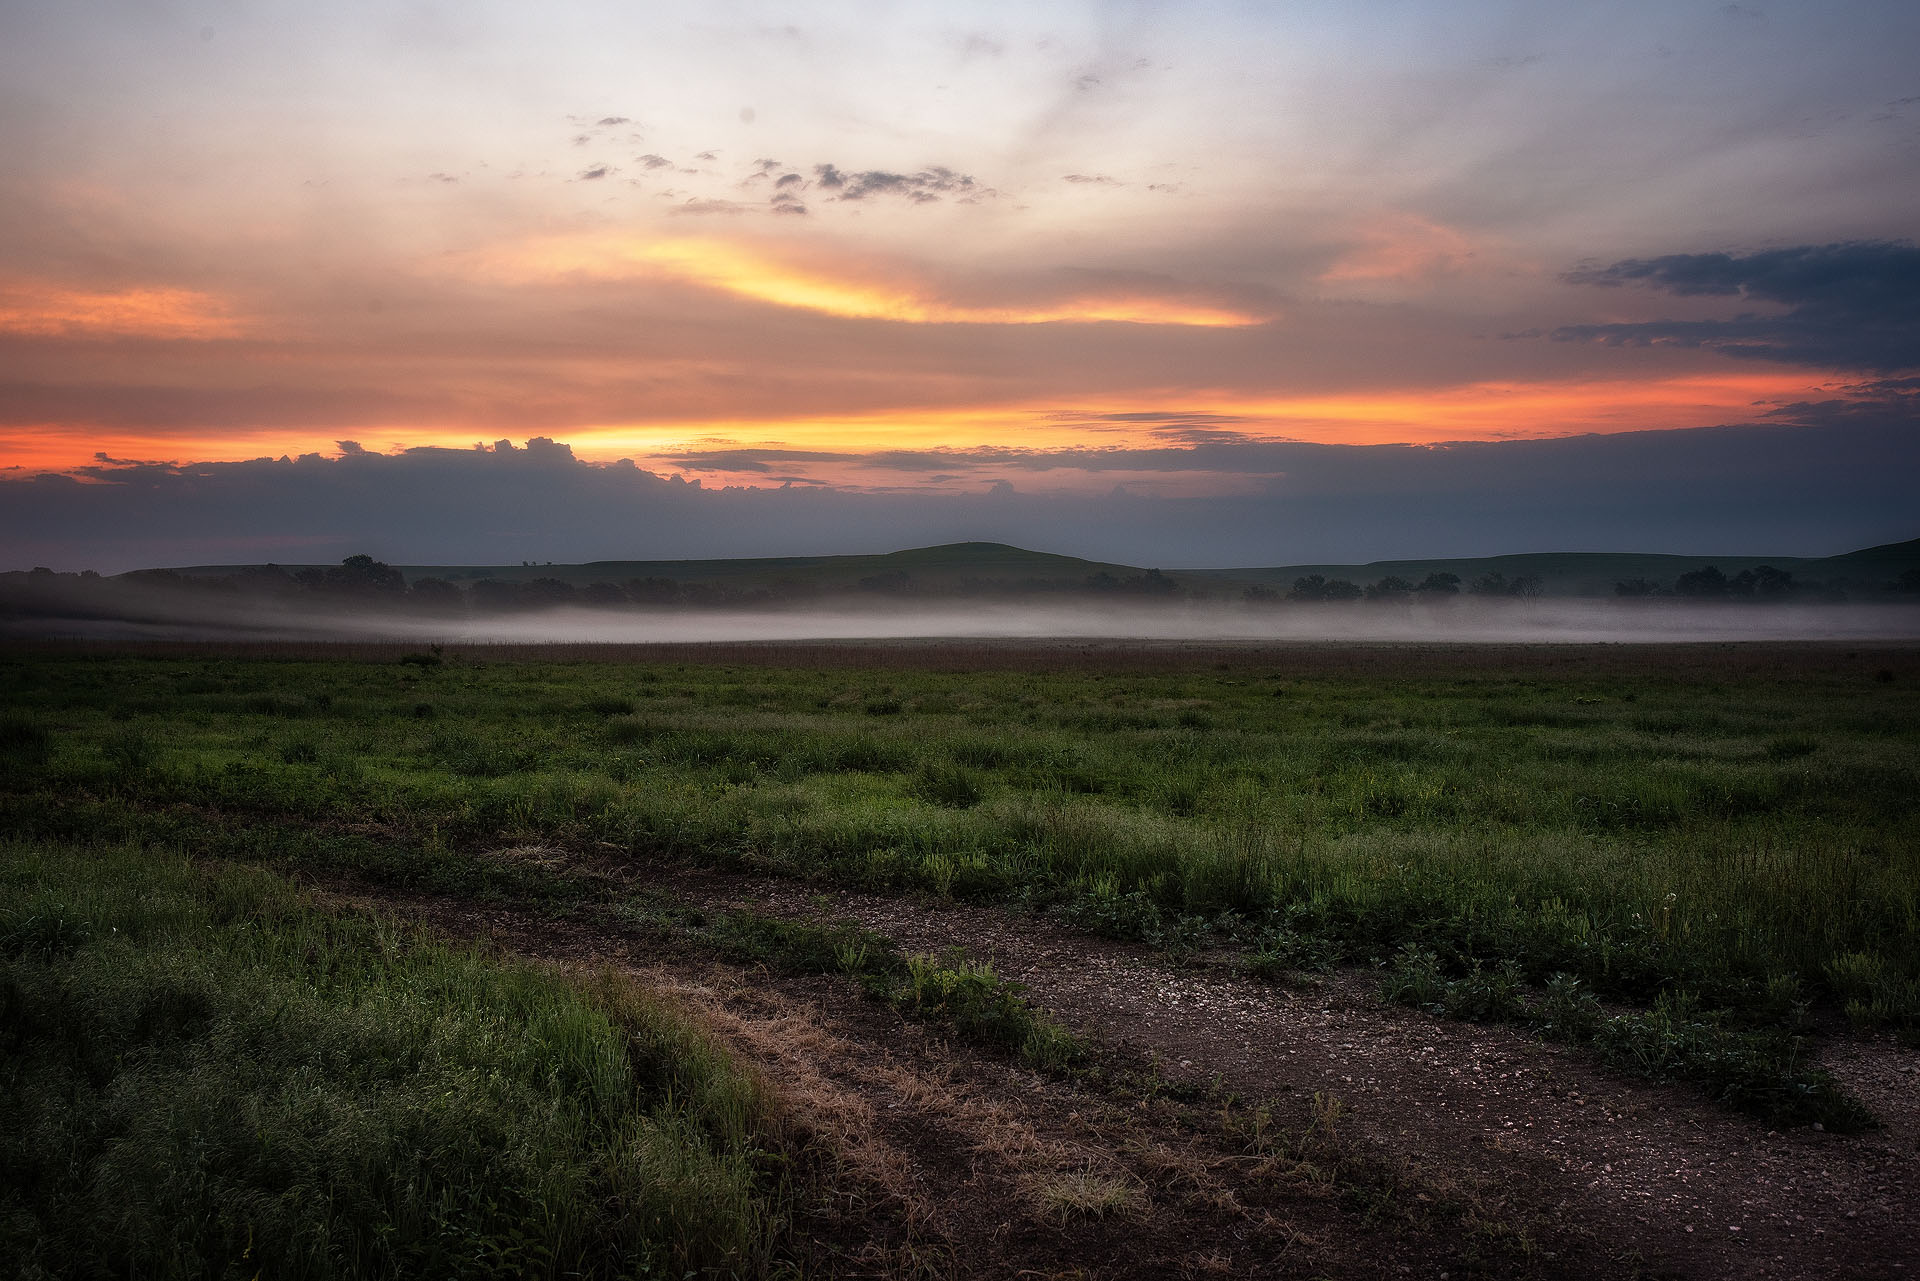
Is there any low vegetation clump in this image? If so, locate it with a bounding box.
[2,644,1914,1124]
[612,896,1083,1072]
[0,841,784,1280]
[1379,947,1873,1130]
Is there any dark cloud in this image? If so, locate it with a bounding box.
[1552,241,1920,372]
[335,440,367,455]
[774,172,805,188]
[636,154,672,169]
[811,163,977,203]
[664,447,857,472]
[667,198,748,216]
[1062,173,1120,186]
[577,164,611,180]
[6,397,1914,573]
[597,116,631,126]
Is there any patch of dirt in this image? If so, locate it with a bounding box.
[633,863,1920,1281]
[325,878,1613,1279]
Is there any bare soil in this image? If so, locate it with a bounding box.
[320,850,1920,1280]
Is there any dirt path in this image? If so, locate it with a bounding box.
[326,855,1919,1279]
[342,883,1600,1279]
[636,863,1920,1281]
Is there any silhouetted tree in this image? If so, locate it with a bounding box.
[326,554,404,595]
[1614,578,1659,597]
[408,577,463,614]
[1728,565,1796,599]
[581,581,627,608]
[1365,576,1414,600]
[522,577,576,607]
[1416,572,1460,594]
[1674,566,1729,598]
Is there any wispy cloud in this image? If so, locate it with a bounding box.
[0,284,247,340]
[470,234,1266,327]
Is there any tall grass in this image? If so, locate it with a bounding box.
[0,841,782,1280]
[3,648,1916,1029]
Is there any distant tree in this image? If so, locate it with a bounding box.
[1365,576,1414,600]
[1243,584,1282,603]
[1287,574,1329,601]
[581,581,627,608]
[1900,568,1920,595]
[1468,572,1511,596]
[409,577,464,613]
[324,554,404,595]
[522,577,576,607]
[626,577,682,605]
[1415,572,1460,594]
[1674,566,1729,598]
[468,578,524,612]
[1614,578,1659,597]
[1728,565,1796,600]
[1323,578,1363,600]
[1134,568,1178,595]
[1511,575,1543,600]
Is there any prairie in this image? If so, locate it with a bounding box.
[4,639,1917,1278]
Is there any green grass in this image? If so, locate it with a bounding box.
[2,645,1916,1114]
[610,896,1084,1072]
[0,841,784,1280]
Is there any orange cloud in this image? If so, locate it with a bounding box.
[474,233,1265,327]
[0,284,246,340]
[2,370,1833,480]
[558,370,1828,457]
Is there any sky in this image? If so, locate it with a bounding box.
[2,0,1916,571]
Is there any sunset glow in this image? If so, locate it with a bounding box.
[3,1,1915,567]
[0,285,246,341]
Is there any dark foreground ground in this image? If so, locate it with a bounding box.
[3,639,1917,1278]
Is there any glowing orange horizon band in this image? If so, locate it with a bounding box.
[0,370,1836,477]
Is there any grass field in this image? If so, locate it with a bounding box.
[6,642,1916,1032]
[0,841,785,1280]
[4,640,1917,1273]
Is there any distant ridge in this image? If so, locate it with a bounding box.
[146,535,1920,599]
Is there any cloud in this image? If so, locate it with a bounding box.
[812,163,978,203]
[0,284,247,340]
[637,154,672,169]
[1552,242,1920,372]
[666,199,749,217]
[480,235,1265,327]
[5,408,1916,574]
[1062,174,1120,186]
[577,164,612,181]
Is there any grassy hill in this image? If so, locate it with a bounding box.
[149,536,1920,599]
[1199,537,1920,597]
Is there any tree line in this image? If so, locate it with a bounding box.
[1613,565,1920,602]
